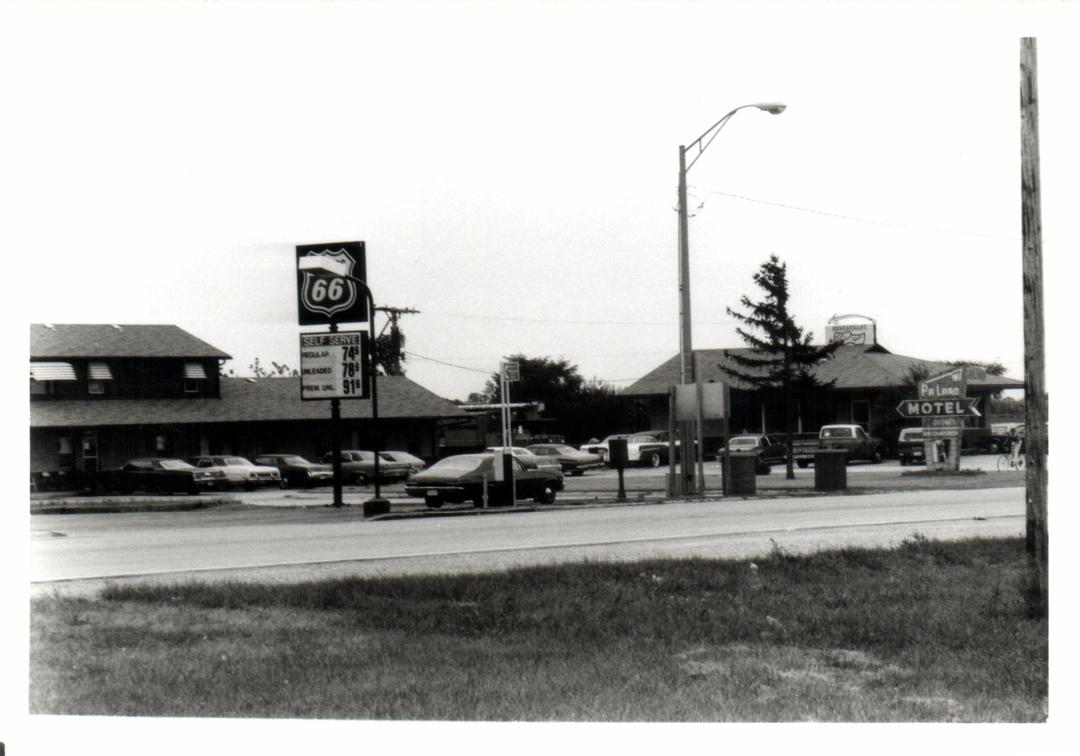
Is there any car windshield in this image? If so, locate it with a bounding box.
[900,430,923,441]
[427,456,486,474]
[224,457,252,466]
[281,456,311,465]
[629,435,657,443]
[554,445,578,454]
[378,453,397,462]
[821,428,853,438]
[158,460,194,470]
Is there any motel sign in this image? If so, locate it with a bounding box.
[896,398,981,418]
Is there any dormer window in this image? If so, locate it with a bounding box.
[30,362,77,395]
[88,362,113,395]
[184,362,208,393]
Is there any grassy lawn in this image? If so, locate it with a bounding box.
[29,536,1046,722]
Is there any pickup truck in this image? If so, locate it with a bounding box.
[791,425,887,467]
[897,427,926,466]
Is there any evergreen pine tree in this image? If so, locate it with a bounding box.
[722,255,840,479]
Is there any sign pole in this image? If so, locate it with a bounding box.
[329,323,344,507]
[368,291,385,506]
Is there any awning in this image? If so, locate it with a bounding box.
[184,362,208,380]
[88,362,113,380]
[30,362,77,381]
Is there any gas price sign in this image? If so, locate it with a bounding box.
[299,331,369,401]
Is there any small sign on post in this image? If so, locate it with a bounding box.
[502,360,520,382]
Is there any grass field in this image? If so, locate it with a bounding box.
[29,535,1046,722]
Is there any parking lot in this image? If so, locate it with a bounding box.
[137,453,1018,511]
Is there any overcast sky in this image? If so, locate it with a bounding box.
[8,2,1077,402]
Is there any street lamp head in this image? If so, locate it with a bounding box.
[755,102,787,115]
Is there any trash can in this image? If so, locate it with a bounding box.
[723,452,757,496]
[814,449,847,491]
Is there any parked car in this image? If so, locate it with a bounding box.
[897,428,926,466]
[722,434,786,474]
[97,458,226,495]
[405,453,564,508]
[188,455,283,489]
[485,446,562,472]
[818,424,887,464]
[320,450,412,484]
[580,433,670,467]
[253,454,333,488]
[526,443,605,476]
[380,451,427,473]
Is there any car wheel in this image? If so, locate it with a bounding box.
[871,448,883,464]
[353,473,369,486]
[643,451,662,468]
[900,457,909,466]
[570,469,584,477]
[471,495,484,508]
[755,456,771,475]
[424,495,443,509]
[796,460,809,469]
[534,483,557,505]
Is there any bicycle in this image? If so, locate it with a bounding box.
[997,452,1025,472]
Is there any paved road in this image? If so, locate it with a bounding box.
[31,487,1024,594]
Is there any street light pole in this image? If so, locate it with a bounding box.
[677,144,692,386]
[675,102,786,493]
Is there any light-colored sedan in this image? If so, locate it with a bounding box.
[526,444,605,476]
[189,456,283,490]
[320,450,413,484]
[486,446,562,472]
[380,451,427,474]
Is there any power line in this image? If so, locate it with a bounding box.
[404,351,493,375]
[422,311,676,326]
[405,350,646,385]
[701,189,1021,241]
[420,310,747,327]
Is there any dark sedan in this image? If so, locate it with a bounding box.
[723,434,787,474]
[97,458,226,495]
[526,444,605,476]
[253,454,334,488]
[405,453,564,508]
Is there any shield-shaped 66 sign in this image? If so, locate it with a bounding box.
[296,242,367,326]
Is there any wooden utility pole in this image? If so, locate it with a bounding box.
[374,305,419,376]
[1020,37,1048,616]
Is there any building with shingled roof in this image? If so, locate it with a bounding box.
[30,324,473,483]
[621,342,1023,453]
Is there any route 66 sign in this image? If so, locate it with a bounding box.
[296,241,367,325]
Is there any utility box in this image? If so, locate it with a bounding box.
[814,449,848,491]
[723,452,757,496]
[608,438,629,469]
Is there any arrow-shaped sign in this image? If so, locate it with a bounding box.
[896,397,981,418]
